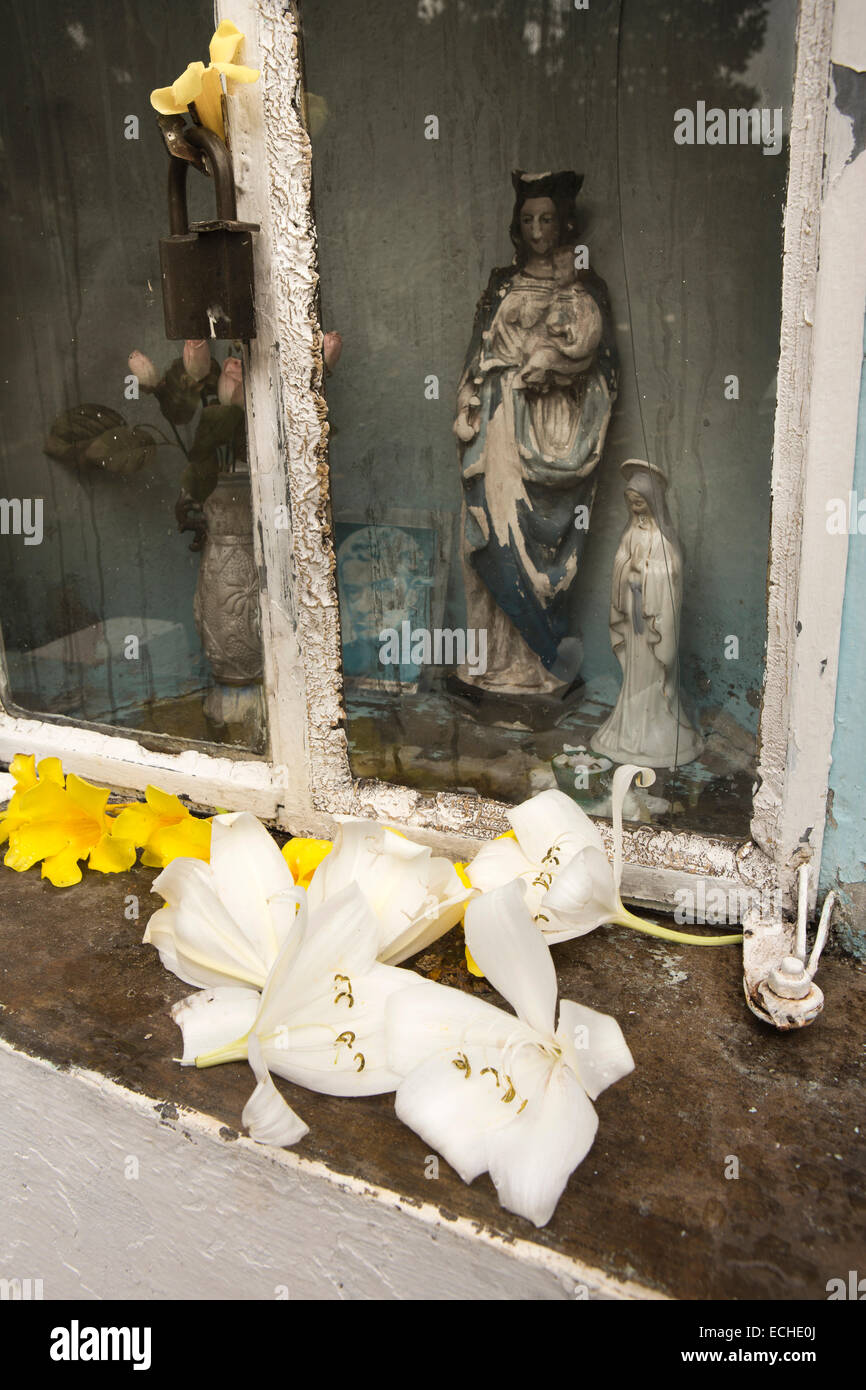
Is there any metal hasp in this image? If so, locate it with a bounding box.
[743,864,835,1030]
[159,123,258,341]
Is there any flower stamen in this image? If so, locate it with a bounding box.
[333,973,355,1008]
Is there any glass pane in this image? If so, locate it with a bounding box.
[0,1,266,753]
[301,0,797,834]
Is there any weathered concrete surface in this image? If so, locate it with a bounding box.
[0,864,863,1300]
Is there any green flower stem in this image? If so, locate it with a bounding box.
[195,1033,250,1069]
[612,907,742,946]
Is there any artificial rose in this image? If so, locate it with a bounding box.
[128,351,160,390]
[323,332,343,372]
[183,339,211,382]
[217,356,244,408]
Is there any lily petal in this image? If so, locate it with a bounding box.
[262,960,407,1096]
[465,880,557,1036]
[208,812,297,968]
[465,835,534,893]
[307,820,470,965]
[486,1060,599,1227]
[386,980,520,1077]
[508,788,605,864]
[171,985,260,1066]
[555,999,635,1101]
[242,1033,310,1148]
[393,1044,526,1185]
[540,845,619,942]
[254,884,408,1095]
[145,859,273,990]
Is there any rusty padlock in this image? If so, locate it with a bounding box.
[159,124,258,341]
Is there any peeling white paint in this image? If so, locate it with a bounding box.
[755,0,866,911]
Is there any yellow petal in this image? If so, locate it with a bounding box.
[36,757,65,787]
[282,837,332,888]
[40,846,84,888]
[89,832,136,876]
[171,61,208,110]
[150,69,198,116]
[209,19,244,65]
[65,773,110,826]
[465,944,485,978]
[5,822,70,872]
[188,66,224,139]
[9,753,38,791]
[110,803,161,847]
[144,784,187,819]
[212,61,260,86]
[453,861,472,889]
[146,817,211,868]
[17,779,69,820]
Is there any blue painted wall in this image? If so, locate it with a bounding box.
[821,316,866,955]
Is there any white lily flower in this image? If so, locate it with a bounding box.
[306,819,472,965]
[468,766,740,947]
[144,810,299,990]
[185,881,412,1147]
[387,878,635,1227]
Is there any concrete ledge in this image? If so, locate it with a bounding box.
[0,1043,652,1301]
[0,865,864,1299]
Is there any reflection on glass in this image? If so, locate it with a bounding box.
[0,1,265,753]
[302,0,797,835]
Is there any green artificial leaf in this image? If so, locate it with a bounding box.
[203,356,221,398]
[180,453,220,503]
[84,425,158,475]
[154,358,204,426]
[189,403,244,464]
[44,404,127,465]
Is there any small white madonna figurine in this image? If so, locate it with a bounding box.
[591,460,703,768]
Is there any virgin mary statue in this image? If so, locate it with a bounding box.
[453,170,618,698]
[591,460,703,768]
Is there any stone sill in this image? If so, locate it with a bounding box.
[1,864,864,1300]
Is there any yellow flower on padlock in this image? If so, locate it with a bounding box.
[150,20,259,143]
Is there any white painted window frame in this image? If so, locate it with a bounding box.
[0,0,859,919]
